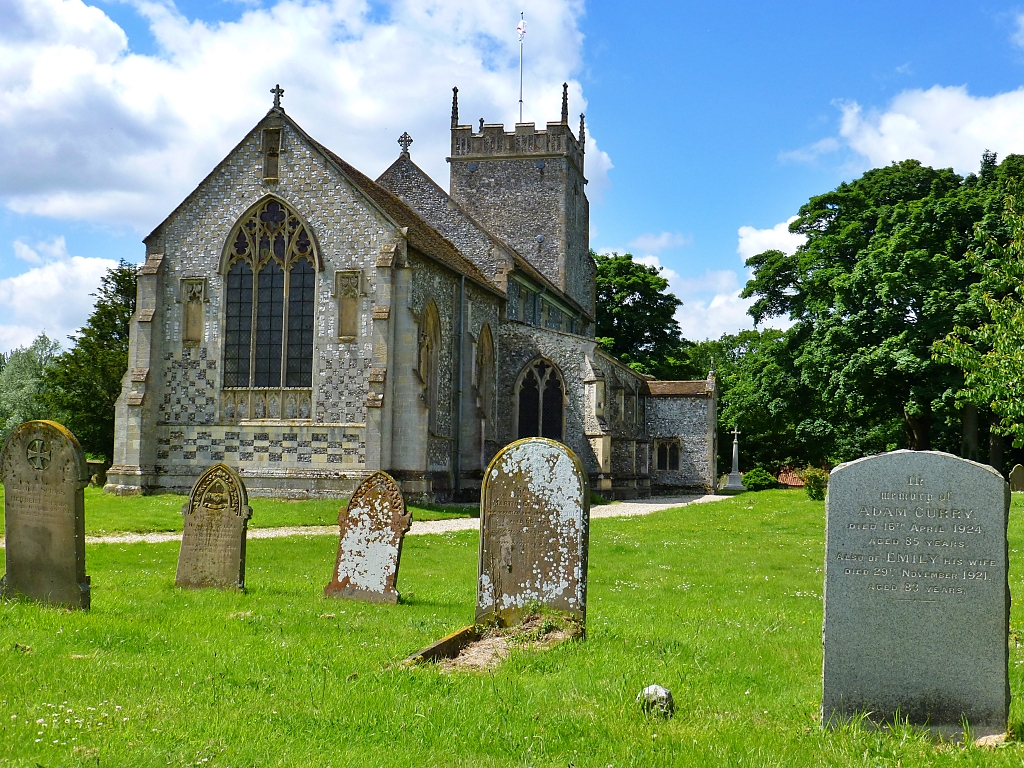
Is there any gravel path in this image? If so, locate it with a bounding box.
[0,493,725,548]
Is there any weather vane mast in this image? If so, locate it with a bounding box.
[517,12,526,122]
[271,84,284,109]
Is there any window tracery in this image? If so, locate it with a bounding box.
[222,197,316,422]
[515,358,564,441]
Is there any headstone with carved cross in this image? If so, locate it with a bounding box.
[1,420,90,609]
[175,463,252,590]
[476,438,590,630]
[324,471,412,604]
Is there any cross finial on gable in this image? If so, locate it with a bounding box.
[271,84,285,109]
[398,132,413,157]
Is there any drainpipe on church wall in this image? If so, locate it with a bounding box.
[453,275,466,494]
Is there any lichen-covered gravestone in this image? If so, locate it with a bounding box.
[1,420,90,609]
[175,463,252,590]
[477,438,590,629]
[324,471,411,604]
[823,450,1009,737]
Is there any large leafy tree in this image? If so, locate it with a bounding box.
[0,333,61,446]
[593,250,690,378]
[44,260,137,461]
[935,181,1024,447]
[742,159,988,451]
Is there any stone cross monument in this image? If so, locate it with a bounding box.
[722,426,746,493]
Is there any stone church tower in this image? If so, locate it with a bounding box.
[448,85,595,317]
[106,85,717,500]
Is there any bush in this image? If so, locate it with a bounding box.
[740,466,777,491]
[801,467,829,500]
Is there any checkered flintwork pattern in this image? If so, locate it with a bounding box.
[155,427,366,470]
[160,348,217,425]
[316,347,367,424]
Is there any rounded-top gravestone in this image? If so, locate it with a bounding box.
[822,450,1009,738]
[476,438,590,629]
[324,470,412,604]
[1,420,90,609]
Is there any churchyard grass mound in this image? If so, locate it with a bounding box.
[3,490,1024,765]
[0,486,473,536]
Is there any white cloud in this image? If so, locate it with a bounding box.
[737,216,804,262]
[11,235,72,265]
[838,85,1024,174]
[1013,14,1024,48]
[627,231,692,254]
[0,0,606,232]
[0,245,118,352]
[778,137,839,164]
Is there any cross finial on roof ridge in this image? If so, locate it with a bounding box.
[271,84,284,109]
[398,132,413,157]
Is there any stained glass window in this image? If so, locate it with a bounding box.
[222,197,318,402]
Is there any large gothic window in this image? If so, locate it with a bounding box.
[222,198,317,421]
[515,358,564,442]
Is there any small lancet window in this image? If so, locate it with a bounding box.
[419,301,442,433]
[263,128,282,180]
[657,443,668,471]
[669,443,680,471]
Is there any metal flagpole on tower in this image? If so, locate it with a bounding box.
[517,12,526,122]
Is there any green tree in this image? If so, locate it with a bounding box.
[593,250,689,378]
[742,159,986,451]
[0,333,60,445]
[935,186,1024,447]
[43,260,137,461]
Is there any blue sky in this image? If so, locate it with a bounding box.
[3,0,1024,350]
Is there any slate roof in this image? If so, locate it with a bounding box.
[300,132,500,295]
[376,153,586,317]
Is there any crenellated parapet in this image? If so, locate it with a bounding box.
[450,121,585,174]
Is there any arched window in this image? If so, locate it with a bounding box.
[222,198,317,421]
[476,324,494,422]
[515,358,564,441]
[419,301,441,434]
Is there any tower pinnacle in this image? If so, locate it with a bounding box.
[451,87,459,129]
[561,82,569,124]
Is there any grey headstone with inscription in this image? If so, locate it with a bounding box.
[1,420,90,609]
[476,438,590,629]
[822,450,1009,737]
[324,471,411,604]
[175,463,252,590]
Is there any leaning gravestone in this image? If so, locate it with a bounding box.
[175,463,252,590]
[1009,464,1024,492]
[324,471,412,604]
[823,450,1008,737]
[1,420,90,609]
[477,438,590,629]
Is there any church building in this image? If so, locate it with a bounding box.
[106,85,717,500]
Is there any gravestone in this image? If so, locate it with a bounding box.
[175,463,252,590]
[822,450,1008,737]
[1009,464,1024,492]
[1,420,90,609]
[324,471,411,604]
[477,438,590,629]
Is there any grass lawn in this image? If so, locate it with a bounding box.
[1,490,1024,766]
[0,486,474,536]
